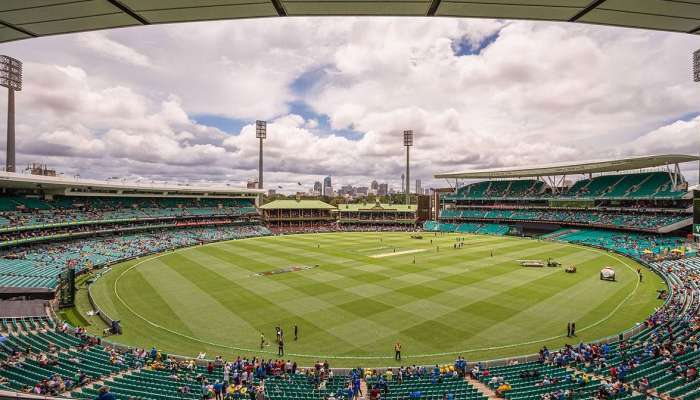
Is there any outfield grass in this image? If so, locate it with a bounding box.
[85,232,665,366]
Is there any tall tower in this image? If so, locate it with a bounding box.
[256,120,266,200]
[0,56,22,173]
[403,130,413,205]
[323,176,332,196]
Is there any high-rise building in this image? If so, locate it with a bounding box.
[415,179,422,195]
[323,176,332,196]
[313,181,322,195]
[378,183,388,196]
[401,173,405,193]
[370,180,379,191]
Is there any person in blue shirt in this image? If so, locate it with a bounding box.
[213,380,223,400]
[96,385,116,400]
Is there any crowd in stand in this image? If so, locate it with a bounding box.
[0,218,246,243]
[270,224,420,235]
[338,224,418,232]
[440,208,687,231]
[0,322,121,396]
[0,196,257,230]
[0,225,271,289]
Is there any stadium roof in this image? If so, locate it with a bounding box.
[0,171,263,196]
[433,154,700,179]
[3,1,700,43]
[259,199,335,210]
[336,203,416,212]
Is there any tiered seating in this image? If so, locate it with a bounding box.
[367,373,486,400]
[448,179,545,199]
[0,326,133,395]
[263,374,346,400]
[447,172,686,200]
[478,362,601,399]
[0,195,258,230]
[424,222,509,235]
[553,229,689,259]
[439,209,688,231]
[0,225,271,289]
[72,364,210,400]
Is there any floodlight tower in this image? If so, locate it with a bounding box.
[403,130,413,205]
[0,56,22,173]
[256,120,267,200]
[694,50,700,186]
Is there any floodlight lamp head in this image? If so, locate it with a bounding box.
[403,130,413,147]
[694,49,700,82]
[256,120,267,139]
[0,55,22,91]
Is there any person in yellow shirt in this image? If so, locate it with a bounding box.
[496,382,511,397]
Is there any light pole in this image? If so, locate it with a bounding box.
[0,55,22,173]
[256,120,267,201]
[403,130,413,205]
[694,50,700,186]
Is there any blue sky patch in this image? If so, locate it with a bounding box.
[288,100,364,141]
[193,114,248,134]
[453,30,500,56]
[291,65,331,95]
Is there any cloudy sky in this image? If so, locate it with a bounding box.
[0,17,700,193]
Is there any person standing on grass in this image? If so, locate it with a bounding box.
[395,341,402,361]
[260,333,265,349]
[278,338,284,356]
[566,322,571,337]
[571,322,576,337]
[294,324,298,341]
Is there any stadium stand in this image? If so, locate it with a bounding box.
[0,195,257,230]
[547,228,688,260]
[366,369,487,400]
[445,172,687,201]
[439,209,688,231]
[424,221,510,235]
[0,224,270,290]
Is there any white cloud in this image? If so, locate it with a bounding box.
[77,32,152,68]
[0,17,698,192]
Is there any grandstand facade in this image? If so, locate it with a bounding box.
[431,155,696,242]
[336,201,418,231]
[260,199,336,233]
[0,172,265,298]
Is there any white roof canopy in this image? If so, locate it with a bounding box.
[0,171,263,196]
[433,154,700,179]
[1,1,700,43]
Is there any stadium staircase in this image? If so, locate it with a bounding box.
[465,376,498,399]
